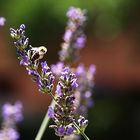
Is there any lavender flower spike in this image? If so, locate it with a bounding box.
[75,64,96,117]
[49,67,78,138]
[0,102,23,140]
[48,67,89,139]
[10,24,54,95]
[59,7,87,63]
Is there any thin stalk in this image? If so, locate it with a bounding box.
[60,137,63,140]
[50,92,56,101]
[35,98,56,140]
[73,121,90,140]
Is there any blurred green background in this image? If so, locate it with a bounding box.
[0,0,140,140]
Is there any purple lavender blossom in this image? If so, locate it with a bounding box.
[74,35,86,49]
[58,126,65,136]
[71,79,78,89]
[51,62,64,76]
[10,24,26,40]
[61,67,69,76]
[59,7,87,63]
[0,128,19,140]
[20,55,29,66]
[66,7,87,24]
[78,116,88,130]
[15,36,29,49]
[67,7,78,18]
[38,61,55,94]
[9,11,91,139]
[0,17,6,26]
[0,102,23,140]
[49,67,78,137]
[10,24,53,95]
[2,101,23,122]
[66,125,74,135]
[84,91,92,98]
[63,29,73,42]
[56,84,62,96]
[27,69,41,84]
[48,106,55,118]
[74,64,96,117]
[41,61,49,74]
[75,64,85,76]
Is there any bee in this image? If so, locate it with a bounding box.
[28,46,47,62]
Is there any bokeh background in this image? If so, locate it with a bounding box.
[0,0,140,140]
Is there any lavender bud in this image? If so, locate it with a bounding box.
[65,125,74,135]
[78,116,88,130]
[48,106,55,118]
[20,24,26,30]
[0,17,6,26]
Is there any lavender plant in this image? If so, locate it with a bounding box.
[55,7,96,140]
[9,6,95,140]
[59,7,87,64]
[0,102,23,140]
[10,24,54,97]
[75,64,96,117]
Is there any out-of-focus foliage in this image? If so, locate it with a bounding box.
[0,0,138,38]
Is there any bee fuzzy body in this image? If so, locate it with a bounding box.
[28,46,47,62]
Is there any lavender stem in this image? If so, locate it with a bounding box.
[73,121,90,140]
[35,97,56,140]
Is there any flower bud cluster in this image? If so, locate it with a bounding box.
[10,24,54,94]
[48,67,78,137]
[39,61,55,93]
[75,64,96,117]
[59,7,87,63]
[0,102,23,140]
[10,24,28,61]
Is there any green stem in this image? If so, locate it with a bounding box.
[73,121,90,140]
[35,98,56,140]
[50,92,56,101]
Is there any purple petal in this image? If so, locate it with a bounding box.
[56,85,62,96]
[66,125,74,135]
[41,61,49,73]
[71,79,78,89]
[63,30,72,42]
[58,126,65,136]
[48,106,55,118]
[84,91,92,98]
[75,36,86,49]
